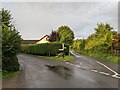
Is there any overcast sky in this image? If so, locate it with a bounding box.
[2,2,118,40]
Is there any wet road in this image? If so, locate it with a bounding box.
[2,52,120,88]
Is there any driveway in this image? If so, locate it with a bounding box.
[2,53,120,88]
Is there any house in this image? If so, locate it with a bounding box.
[36,35,50,44]
[21,35,50,45]
[21,40,40,45]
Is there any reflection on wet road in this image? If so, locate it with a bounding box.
[45,65,72,80]
[2,54,119,88]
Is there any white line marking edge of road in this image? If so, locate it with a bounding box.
[66,61,120,79]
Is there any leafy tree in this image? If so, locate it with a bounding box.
[72,22,119,63]
[1,9,22,71]
[111,33,120,55]
[72,39,81,50]
[85,23,113,51]
[79,39,86,50]
[49,30,60,42]
[57,25,74,45]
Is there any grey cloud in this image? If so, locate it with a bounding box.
[2,2,118,39]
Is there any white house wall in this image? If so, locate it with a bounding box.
[37,36,49,44]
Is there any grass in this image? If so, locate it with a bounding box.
[77,50,120,64]
[39,55,75,62]
[2,70,19,79]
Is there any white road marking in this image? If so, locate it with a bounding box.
[70,51,81,57]
[99,72,110,76]
[91,70,98,73]
[66,61,120,79]
[112,75,120,79]
[67,62,88,70]
[96,61,117,74]
[70,63,74,66]
[66,62,69,64]
[96,61,120,79]
[75,65,81,67]
[66,52,120,79]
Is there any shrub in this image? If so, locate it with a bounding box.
[21,42,69,56]
[2,25,21,71]
[57,52,65,58]
[2,56,19,71]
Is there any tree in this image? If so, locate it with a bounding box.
[112,33,120,55]
[49,30,60,42]
[72,39,81,50]
[57,25,74,45]
[80,39,86,50]
[85,23,113,51]
[1,8,12,27]
[1,9,22,71]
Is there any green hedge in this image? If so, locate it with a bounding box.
[21,42,69,56]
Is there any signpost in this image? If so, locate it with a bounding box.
[59,44,66,51]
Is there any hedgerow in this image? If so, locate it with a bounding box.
[21,42,69,56]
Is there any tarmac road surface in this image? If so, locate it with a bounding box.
[2,52,120,88]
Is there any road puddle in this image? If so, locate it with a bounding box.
[45,65,72,80]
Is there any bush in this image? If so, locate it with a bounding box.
[57,52,65,58]
[2,55,20,71]
[21,42,69,56]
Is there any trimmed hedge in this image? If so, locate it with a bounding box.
[21,42,69,56]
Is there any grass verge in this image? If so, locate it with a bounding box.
[39,55,75,62]
[2,70,19,79]
[77,50,120,64]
